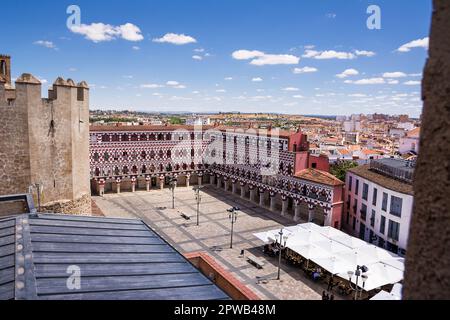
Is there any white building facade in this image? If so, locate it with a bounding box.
[343,160,414,257]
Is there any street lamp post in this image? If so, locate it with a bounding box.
[276,229,289,281]
[168,177,177,209]
[347,265,369,300]
[227,207,240,249]
[193,185,204,226]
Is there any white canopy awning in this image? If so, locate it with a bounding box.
[370,290,401,300]
[253,223,405,290]
[312,255,354,275]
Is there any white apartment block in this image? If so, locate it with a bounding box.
[343,159,414,257]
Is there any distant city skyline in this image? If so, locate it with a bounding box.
[3,0,431,117]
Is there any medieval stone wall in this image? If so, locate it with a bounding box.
[403,0,450,299]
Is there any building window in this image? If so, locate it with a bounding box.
[311,163,317,169]
[349,176,353,192]
[352,217,356,231]
[362,183,369,201]
[370,210,375,228]
[382,192,388,211]
[355,179,359,195]
[372,188,378,206]
[360,203,367,221]
[380,216,386,234]
[388,220,400,241]
[353,199,358,214]
[390,196,403,218]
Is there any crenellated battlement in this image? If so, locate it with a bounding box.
[0,73,90,108]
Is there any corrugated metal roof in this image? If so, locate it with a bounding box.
[0,214,229,300]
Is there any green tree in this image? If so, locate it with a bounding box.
[330,160,358,182]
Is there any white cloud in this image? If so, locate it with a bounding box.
[194,48,205,52]
[34,40,57,49]
[282,87,300,91]
[232,50,265,60]
[192,55,203,60]
[224,77,233,81]
[170,96,192,101]
[336,68,359,78]
[383,72,407,78]
[140,83,163,89]
[293,95,304,99]
[326,13,337,18]
[123,75,133,79]
[70,23,144,42]
[303,49,355,60]
[153,33,197,45]
[132,46,140,50]
[232,49,299,66]
[252,77,263,82]
[355,50,376,57]
[166,81,186,89]
[250,54,299,66]
[404,80,421,86]
[408,73,422,77]
[348,94,367,97]
[397,37,429,52]
[388,80,399,85]
[293,66,318,74]
[346,78,386,85]
[216,89,226,93]
[69,67,77,72]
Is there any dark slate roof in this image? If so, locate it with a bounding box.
[0,214,229,300]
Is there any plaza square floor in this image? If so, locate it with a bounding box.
[93,185,333,300]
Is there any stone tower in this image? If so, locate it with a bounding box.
[0,56,91,214]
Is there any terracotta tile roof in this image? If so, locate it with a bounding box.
[294,168,344,186]
[348,165,413,195]
[339,149,351,155]
[406,127,420,138]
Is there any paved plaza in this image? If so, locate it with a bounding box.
[93,185,329,300]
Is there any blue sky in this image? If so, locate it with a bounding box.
[2,0,432,117]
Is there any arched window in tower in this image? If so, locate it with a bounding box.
[122,134,129,142]
[95,168,100,176]
[131,134,138,141]
[150,150,155,159]
[159,164,164,172]
[123,166,129,174]
[191,148,195,157]
[0,60,6,77]
[166,133,172,141]
[102,134,110,142]
[182,163,187,170]
[140,134,148,141]
[114,167,120,176]
[158,150,164,158]
[103,152,110,161]
[132,165,138,174]
[175,163,180,171]
[93,152,100,162]
[141,165,147,174]
[150,164,155,172]
[158,133,164,141]
[190,162,195,169]
[122,151,128,158]
[141,151,146,159]
[167,150,171,158]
